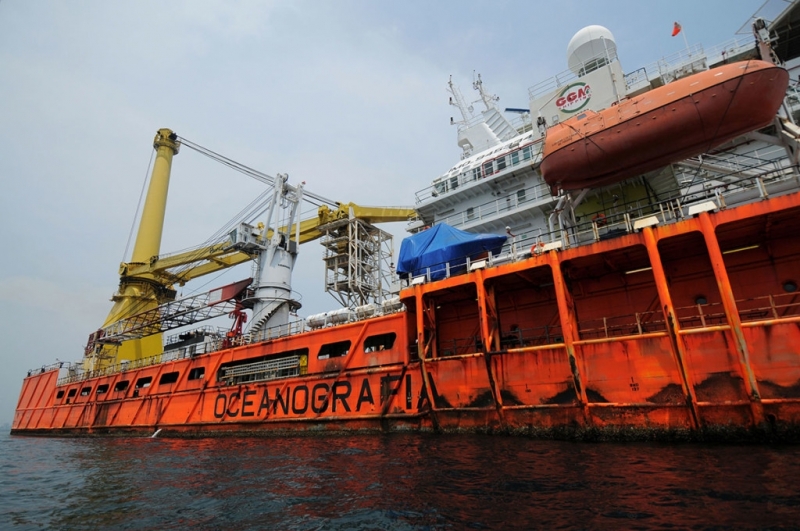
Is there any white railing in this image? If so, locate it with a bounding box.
[403,163,800,286]
[415,140,544,204]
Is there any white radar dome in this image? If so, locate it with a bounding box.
[567,25,617,75]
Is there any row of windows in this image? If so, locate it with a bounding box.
[55,367,206,401]
[436,144,536,196]
[318,333,396,359]
[54,333,398,401]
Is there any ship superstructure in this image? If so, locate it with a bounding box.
[12,2,800,440]
[414,14,800,258]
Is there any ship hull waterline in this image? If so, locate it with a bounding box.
[13,192,800,441]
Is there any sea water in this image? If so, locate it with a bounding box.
[1,431,798,530]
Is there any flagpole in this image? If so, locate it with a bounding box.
[682,26,690,52]
[673,21,690,54]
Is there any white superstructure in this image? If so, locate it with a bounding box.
[412,15,800,258]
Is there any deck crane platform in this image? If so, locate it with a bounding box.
[88,128,416,371]
[85,278,253,355]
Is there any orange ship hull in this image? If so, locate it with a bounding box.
[13,190,800,440]
[540,60,789,191]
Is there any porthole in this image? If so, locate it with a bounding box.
[135,376,152,389]
[695,296,708,305]
[783,281,798,293]
[159,371,180,385]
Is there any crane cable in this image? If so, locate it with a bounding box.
[176,136,339,208]
[120,136,339,316]
[122,149,155,263]
[160,137,331,283]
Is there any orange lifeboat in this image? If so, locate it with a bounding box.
[540,60,789,191]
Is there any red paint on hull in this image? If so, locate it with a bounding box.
[12,196,800,440]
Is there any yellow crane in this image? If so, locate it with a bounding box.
[90,128,416,370]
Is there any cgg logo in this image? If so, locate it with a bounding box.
[555,82,591,113]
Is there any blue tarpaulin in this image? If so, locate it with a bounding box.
[397,224,507,280]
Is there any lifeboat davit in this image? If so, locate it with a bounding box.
[540,60,789,191]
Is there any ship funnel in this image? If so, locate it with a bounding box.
[567,25,618,76]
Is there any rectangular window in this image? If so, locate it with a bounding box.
[318,340,351,359]
[466,207,475,220]
[483,161,493,176]
[511,151,519,165]
[363,333,397,353]
[217,348,309,385]
[159,371,180,385]
[517,189,526,203]
[114,380,129,392]
[188,367,205,380]
[67,388,77,398]
[496,156,507,171]
[449,175,458,190]
[56,390,65,399]
[472,167,481,180]
[96,384,109,395]
[522,146,531,160]
[135,376,152,389]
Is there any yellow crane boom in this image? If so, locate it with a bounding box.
[91,128,416,370]
[119,202,416,286]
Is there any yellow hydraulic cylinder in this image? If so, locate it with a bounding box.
[131,129,180,264]
[89,129,180,370]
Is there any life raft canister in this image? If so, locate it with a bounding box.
[592,212,607,226]
[531,241,547,254]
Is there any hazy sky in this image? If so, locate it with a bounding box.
[0,0,775,425]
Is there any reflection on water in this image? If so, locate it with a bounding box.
[2,432,799,529]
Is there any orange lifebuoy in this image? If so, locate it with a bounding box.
[592,213,607,226]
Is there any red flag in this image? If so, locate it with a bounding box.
[672,22,682,37]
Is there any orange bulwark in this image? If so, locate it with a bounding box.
[13,191,800,439]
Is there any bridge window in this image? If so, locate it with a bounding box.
[114,380,129,392]
[364,333,396,353]
[496,155,507,171]
[67,388,77,398]
[159,372,180,385]
[135,376,152,389]
[56,390,65,399]
[188,367,205,380]
[449,175,459,190]
[96,384,109,395]
[318,340,351,359]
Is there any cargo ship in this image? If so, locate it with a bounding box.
[12,5,800,439]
